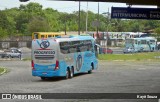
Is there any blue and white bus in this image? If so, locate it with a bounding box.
[125,37,157,52]
[31,36,98,80]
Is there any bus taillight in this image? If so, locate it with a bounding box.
[54,60,59,70]
[31,60,35,70]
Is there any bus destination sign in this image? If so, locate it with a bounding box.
[111,7,160,20]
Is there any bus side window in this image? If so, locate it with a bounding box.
[48,35,52,38]
[60,42,69,54]
[69,42,77,53]
[72,41,81,52]
[41,35,45,38]
[34,33,38,39]
[138,41,140,45]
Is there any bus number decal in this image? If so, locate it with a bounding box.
[36,40,50,49]
[40,40,50,49]
[76,55,82,71]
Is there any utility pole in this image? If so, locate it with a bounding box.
[96,2,100,44]
[96,2,99,36]
[65,16,67,35]
[86,2,88,34]
[78,1,81,35]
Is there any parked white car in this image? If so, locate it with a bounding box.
[123,47,136,53]
[1,48,21,58]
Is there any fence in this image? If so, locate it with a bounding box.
[0,36,32,49]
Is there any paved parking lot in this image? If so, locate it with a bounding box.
[0,60,160,102]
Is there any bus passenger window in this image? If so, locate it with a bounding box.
[48,35,52,38]
[41,35,45,38]
[34,33,38,39]
[60,42,69,54]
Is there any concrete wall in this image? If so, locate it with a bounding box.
[0,41,31,49]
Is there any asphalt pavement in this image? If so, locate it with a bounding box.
[0,60,160,102]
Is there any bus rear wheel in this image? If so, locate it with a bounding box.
[41,77,46,80]
[65,69,69,79]
[88,64,94,74]
[69,68,74,78]
[88,69,92,74]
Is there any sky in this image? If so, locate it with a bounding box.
[0,0,157,14]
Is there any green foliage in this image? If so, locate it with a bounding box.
[0,68,5,74]
[0,67,8,75]
[27,16,50,33]
[154,27,160,41]
[98,52,160,61]
[0,27,8,39]
[1,2,160,38]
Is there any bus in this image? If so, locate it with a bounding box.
[32,32,65,39]
[31,36,98,80]
[125,37,157,52]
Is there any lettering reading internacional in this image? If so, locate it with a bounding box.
[111,7,160,20]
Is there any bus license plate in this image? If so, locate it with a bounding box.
[42,72,47,75]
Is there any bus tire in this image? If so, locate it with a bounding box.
[88,70,92,74]
[69,67,74,78]
[88,64,94,74]
[65,69,69,79]
[41,77,46,80]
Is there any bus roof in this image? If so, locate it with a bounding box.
[126,37,156,40]
[51,35,94,42]
[33,32,65,34]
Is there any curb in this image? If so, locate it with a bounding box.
[0,67,7,75]
[0,58,22,61]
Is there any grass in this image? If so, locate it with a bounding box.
[0,67,8,75]
[21,52,160,61]
[22,58,31,61]
[98,52,160,61]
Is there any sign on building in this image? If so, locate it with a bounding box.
[111,7,160,20]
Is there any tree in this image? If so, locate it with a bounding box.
[20,2,43,16]
[0,27,8,39]
[43,8,60,31]
[154,27,160,41]
[27,16,50,33]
